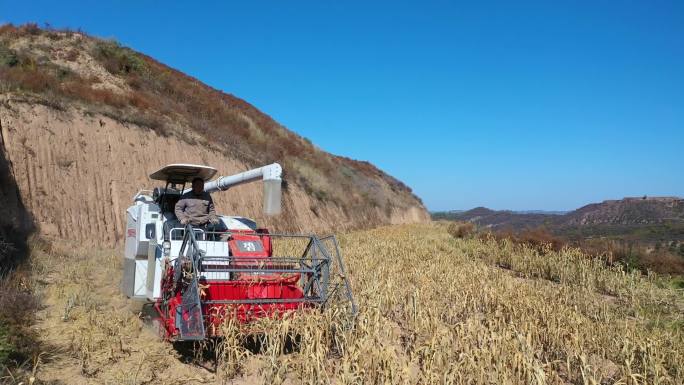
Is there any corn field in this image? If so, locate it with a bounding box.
[19,223,684,384]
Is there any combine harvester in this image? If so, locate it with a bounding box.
[121,163,356,341]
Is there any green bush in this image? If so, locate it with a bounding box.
[0,44,18,67]
[93,40,146,75]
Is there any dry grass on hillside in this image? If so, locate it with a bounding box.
[4,223,683,384]
[477,226,684,276]
[0,23,422,216]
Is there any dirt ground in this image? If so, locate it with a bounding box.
[14,223,684,385]
[30,242,271,385]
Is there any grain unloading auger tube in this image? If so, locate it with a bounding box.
[122,163,356,341]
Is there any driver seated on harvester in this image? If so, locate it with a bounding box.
[164,177,224,240]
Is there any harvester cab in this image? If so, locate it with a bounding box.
[122,163,356,341]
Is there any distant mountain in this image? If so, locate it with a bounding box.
[515,210,568,215]
[433,207,563,229]
[433,197,684,242]
[565,197,684,226]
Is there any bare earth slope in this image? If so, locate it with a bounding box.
[0,25,428,246]
[0,100,425,245]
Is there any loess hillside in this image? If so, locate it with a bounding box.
[0,24,428,248]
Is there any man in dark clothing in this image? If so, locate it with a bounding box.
[164,177,222,240]
[175,177,219,226]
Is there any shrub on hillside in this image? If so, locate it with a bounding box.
[0,267,39,368]
[480,227,565,253]
[516,228,566,252]
[0,44,18,67]
[93,40,147,75]
[582,240,684,275]
[481,227,684,276]
[640,250,684,275]
[447,222,475,239]
[0,236,43,381]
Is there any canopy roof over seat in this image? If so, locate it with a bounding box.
[150,164,218,183]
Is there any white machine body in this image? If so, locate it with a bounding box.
[121,163,282,301]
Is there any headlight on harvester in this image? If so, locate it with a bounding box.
[163,241,171,256]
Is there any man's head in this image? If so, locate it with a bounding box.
[191,177,204,194]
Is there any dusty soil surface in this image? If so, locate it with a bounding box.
[31,242,268,385]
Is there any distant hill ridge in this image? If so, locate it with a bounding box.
[433,196,684,241]
[568,196,684,225]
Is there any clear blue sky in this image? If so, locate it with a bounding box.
[2,1,683,211]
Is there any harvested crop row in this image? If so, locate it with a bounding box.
[21,223,684,384]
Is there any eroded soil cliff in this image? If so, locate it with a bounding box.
[0,99,428,246]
